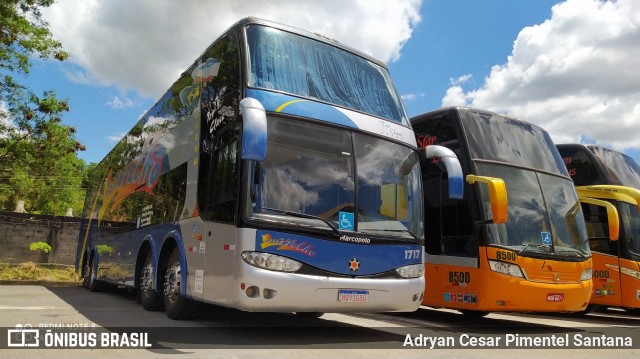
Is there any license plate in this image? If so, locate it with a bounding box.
[338,289,369,303]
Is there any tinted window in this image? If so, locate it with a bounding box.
[204,125,239,223]
[462,110,567,175]
[198,35,241,217]
[581,202,617,256]
[247,25,408,125]
[413,112,475,256]
[590,146,640,188]
[557,146,606,186]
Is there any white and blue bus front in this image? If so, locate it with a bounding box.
[232,22,424,312]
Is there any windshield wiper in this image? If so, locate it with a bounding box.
[518,243,551,255]
[361,228,420,242]
[261,207,340,237]
[555,248,589,260]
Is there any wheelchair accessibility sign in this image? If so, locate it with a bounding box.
[339,211,354,231]
[541,231,552,246]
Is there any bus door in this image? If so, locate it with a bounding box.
[581,201,622,306]
[199,124,240,303]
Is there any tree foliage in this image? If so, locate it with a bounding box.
[0,0,87,215]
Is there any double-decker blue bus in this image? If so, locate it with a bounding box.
[76,17,463,319]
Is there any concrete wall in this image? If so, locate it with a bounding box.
[0,211,81,265]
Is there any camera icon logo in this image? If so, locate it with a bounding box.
[7,324,40,347]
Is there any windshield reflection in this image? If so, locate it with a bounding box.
[477,162,590,257]
[247,116,422,241]
[247,25,408,125]
[620,202,640,257]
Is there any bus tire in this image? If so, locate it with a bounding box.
[459,310,489,318]
[163,248,198,320]
[85,255,102,292]
[139,251,163,311]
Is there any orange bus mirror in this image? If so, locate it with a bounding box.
[579,197,620,241]
[466,175,508,224]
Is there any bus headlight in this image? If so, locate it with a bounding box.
[488,260,524,278]
[396,264,424,278]
[580,268,592,281]
[241,251,302,272]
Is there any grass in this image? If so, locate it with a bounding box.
[0,261,80,282]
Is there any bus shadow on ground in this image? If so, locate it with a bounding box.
[45,286,411,349]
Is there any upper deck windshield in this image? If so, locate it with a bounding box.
[589,146,640,189]
[245,117,423,242]
[462,111,589,258]
[246,25,409,126]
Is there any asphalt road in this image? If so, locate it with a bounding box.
[0,285,638,358]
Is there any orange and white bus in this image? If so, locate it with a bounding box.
[557,144,640,315]
[411,107,618,316]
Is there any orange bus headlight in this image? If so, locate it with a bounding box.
[488,260,524,278]
[241,251,303,273]
[396,264,424,278]
[579,268,592,281]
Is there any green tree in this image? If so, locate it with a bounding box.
[0,0,87,215]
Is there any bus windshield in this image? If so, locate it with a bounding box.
[477,162,590,258]
[246,25,409,126]
[247,117,422,242]
[620,202,640,257]
[590,146,640,188]
[462,111,567,176]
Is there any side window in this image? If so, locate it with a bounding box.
[414,113,475,257]
[204,124,240,223]
[582,202,617,256]
[198,34,241,215]
[152,163,188,225]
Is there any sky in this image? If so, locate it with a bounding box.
[13,0,640,164]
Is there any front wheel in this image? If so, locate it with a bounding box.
[163,248,198,320]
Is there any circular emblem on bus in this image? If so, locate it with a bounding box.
[348,258,360,272]
[553,272,560,282]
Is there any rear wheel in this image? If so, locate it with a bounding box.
[84,255,102,292]
[163,248,198,320]
[140,251,163,311]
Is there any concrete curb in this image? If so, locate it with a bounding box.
[0,280,81,287]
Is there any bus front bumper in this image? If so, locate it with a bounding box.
[478,275,592,312]
[229,264,424,313]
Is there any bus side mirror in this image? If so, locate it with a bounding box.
[466,175,508,224]
[418,145,464,199]
[579,197,620,241]
[240,97,267,161]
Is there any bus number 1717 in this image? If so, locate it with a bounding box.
[405,250,420,259]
